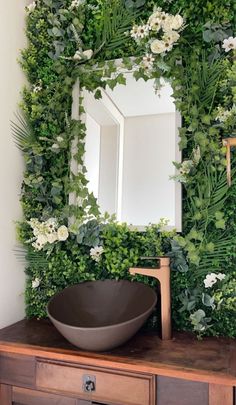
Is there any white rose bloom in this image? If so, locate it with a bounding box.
[57,225,69,241]
[222,36,236,52]
[32,278,40,288]
[163,30,180,44]
[171,14,184,30]
[27,1,37,13]
[150,39,166,54]
[47,232,58,244]
[162,15,175,32]
[82,49,93,59]
[204,273,218,288]
[56,136,64,143]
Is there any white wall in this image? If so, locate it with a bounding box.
[0,1,28,328]
[122,113,177,227]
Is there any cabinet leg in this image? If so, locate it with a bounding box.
[209,383,233,405]
[0,384,12,405]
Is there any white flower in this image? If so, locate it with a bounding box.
[148,16,162,32]
[32,278,40,288]
[162,15,175,32]
[204,273,226,288]
[90,246,104,262]
[73,50,82,60]
[33,84,42,93]
[130,25,150,40]
[222,36,236,52]
[51,143,60,152]
[163,30,180,44]
[56,136,64,143]
[216,106,232,122]
[27,1,37,13]
[57,225,69,241]
[47,232,58,244]
[82,49,93,59]
[46,217,58,230]
[69,0,84,10]
[179,160,194,175]
[170,14,184,30]
[216,273,226,281]
[142,54,155,70]
[33,234,48,250]
[150,39,166,54]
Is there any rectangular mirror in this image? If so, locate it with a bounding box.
[83,73,182,231]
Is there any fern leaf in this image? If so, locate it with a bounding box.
[11,112,36,152]
[95,0,138,53]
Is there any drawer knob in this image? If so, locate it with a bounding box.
[83,375,96,392]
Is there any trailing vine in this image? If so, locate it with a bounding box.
[16,0,236,337]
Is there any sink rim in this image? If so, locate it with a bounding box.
[47,279,157,331]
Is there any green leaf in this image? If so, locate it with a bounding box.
[11,112,37,152]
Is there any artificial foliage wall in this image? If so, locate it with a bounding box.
[17,0,236,337]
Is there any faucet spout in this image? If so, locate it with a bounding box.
[129,256,171,341]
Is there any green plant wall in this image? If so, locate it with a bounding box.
[17,0,236,337]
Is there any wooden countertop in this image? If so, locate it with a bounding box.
[0,319,235,386]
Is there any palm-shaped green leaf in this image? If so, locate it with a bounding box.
[11,112,36,152]
[95,0,138,52]
[198,236,236,275]
[14,246,48,270]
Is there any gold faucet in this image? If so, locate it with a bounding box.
[129,256,171,340]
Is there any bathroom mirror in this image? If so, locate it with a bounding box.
[81,73,182,231]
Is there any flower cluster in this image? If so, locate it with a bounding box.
[26,1,37,13]
[203,272,226,288]
[222,36,236,52]
[171,146,201,183]
[69,0,85,10]
[28,218,69,250]
[215,105,236,123]
[32,278,40,289]
[90,246,104,262]
[131,8,184,61]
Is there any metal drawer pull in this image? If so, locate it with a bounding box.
[83,375,96,392]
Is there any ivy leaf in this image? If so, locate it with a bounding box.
[43,0,53,6]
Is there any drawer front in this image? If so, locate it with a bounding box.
[36,360,155,405]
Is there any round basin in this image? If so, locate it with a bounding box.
[47,279,157,351]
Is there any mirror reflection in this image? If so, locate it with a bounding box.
[83,74,182,230]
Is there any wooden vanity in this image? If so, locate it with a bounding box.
[0,319,235,405]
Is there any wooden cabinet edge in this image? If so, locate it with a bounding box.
[0,344,236,387]
[209,383,234,405]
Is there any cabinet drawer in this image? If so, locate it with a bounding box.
[36,360,155,405]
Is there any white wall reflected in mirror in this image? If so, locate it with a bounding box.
[83,74,182,230]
